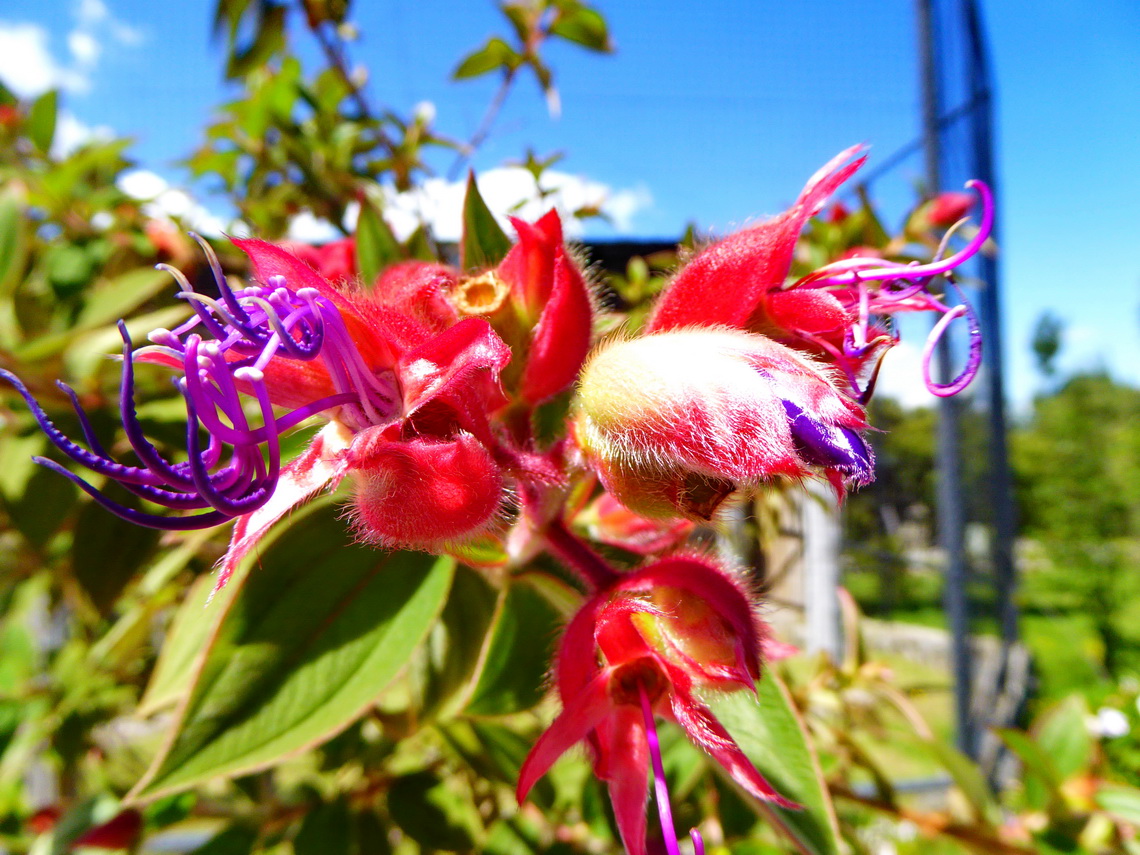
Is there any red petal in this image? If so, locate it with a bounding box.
[398,317,511,440]
[214,423,351,595]
[765,289,851,336]
[520,243,593,404]
[555,591,608,697]
[500,209,564,316]
[669,689,798,809]
[349,431,503,549]
[516,671,613,802]
[646,147,865,333]
[598,709,650,855]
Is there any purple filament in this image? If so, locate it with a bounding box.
[790,180,992,398]
[638,684,705,855]
[1,246,400,530]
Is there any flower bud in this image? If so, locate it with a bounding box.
[575,328,872,518]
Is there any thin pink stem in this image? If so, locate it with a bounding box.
[542,518,619,591]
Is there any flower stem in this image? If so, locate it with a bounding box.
[542,518,618,591]
[638,684,705,855]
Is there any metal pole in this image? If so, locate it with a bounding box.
[917,0,976,758]
[963,0,1018,656]
[803,483,842,661]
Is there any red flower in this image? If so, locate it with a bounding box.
[646,146,991,401]
[70,809,143,850]
[927,190,976,228]
[517,555,794,855]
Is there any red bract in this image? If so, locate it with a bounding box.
[495,209,594,405]
[517,555,795,855]
[646,145,867,336]
[575,328,873,519]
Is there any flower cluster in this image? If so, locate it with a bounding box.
[2,148,992,854]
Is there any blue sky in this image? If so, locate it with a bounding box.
[1,0,1138,410]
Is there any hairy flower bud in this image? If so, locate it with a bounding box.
[575,327,872,518]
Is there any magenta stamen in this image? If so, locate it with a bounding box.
[804,180,993,289]
[922,301,983,397]
[638,683,704,855]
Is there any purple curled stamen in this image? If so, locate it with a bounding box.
[922,298,983,397]
[801,180,993,290]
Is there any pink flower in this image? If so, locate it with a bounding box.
[1,236,512,593]
[517,554,794,855]
[575,327,873,519]
[647,145,992,401]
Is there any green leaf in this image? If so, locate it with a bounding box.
[129,502,455,800]
[417,565,500,719]
[1034,696,1092,780]
[0,433,76,548]
[550,6,612,52]
[452,37,521,80]
[708,673,840,855]
[387,770,482,851]
[28,89,58,153]
[1096,784,1140,825]
[72,492,161,614]
[995,728,1061,811]
[460,171,512,271]
[138,573,231,716]
[922,736,1001,821]
[0,191,27,299]
[75,267,178,330]
[187,824,258,855]
[294,798,352,855]
[465,580,559,717]
[355,201,401,285]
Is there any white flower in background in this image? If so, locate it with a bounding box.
[1087,707,1130,739]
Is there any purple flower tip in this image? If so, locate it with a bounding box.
[781,400,874,485]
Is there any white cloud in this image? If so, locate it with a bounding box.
[378,167,652,243]
[117,169,230,237]
[0,1,143,98]
[286,212,344,244]
[0,23,87,96]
